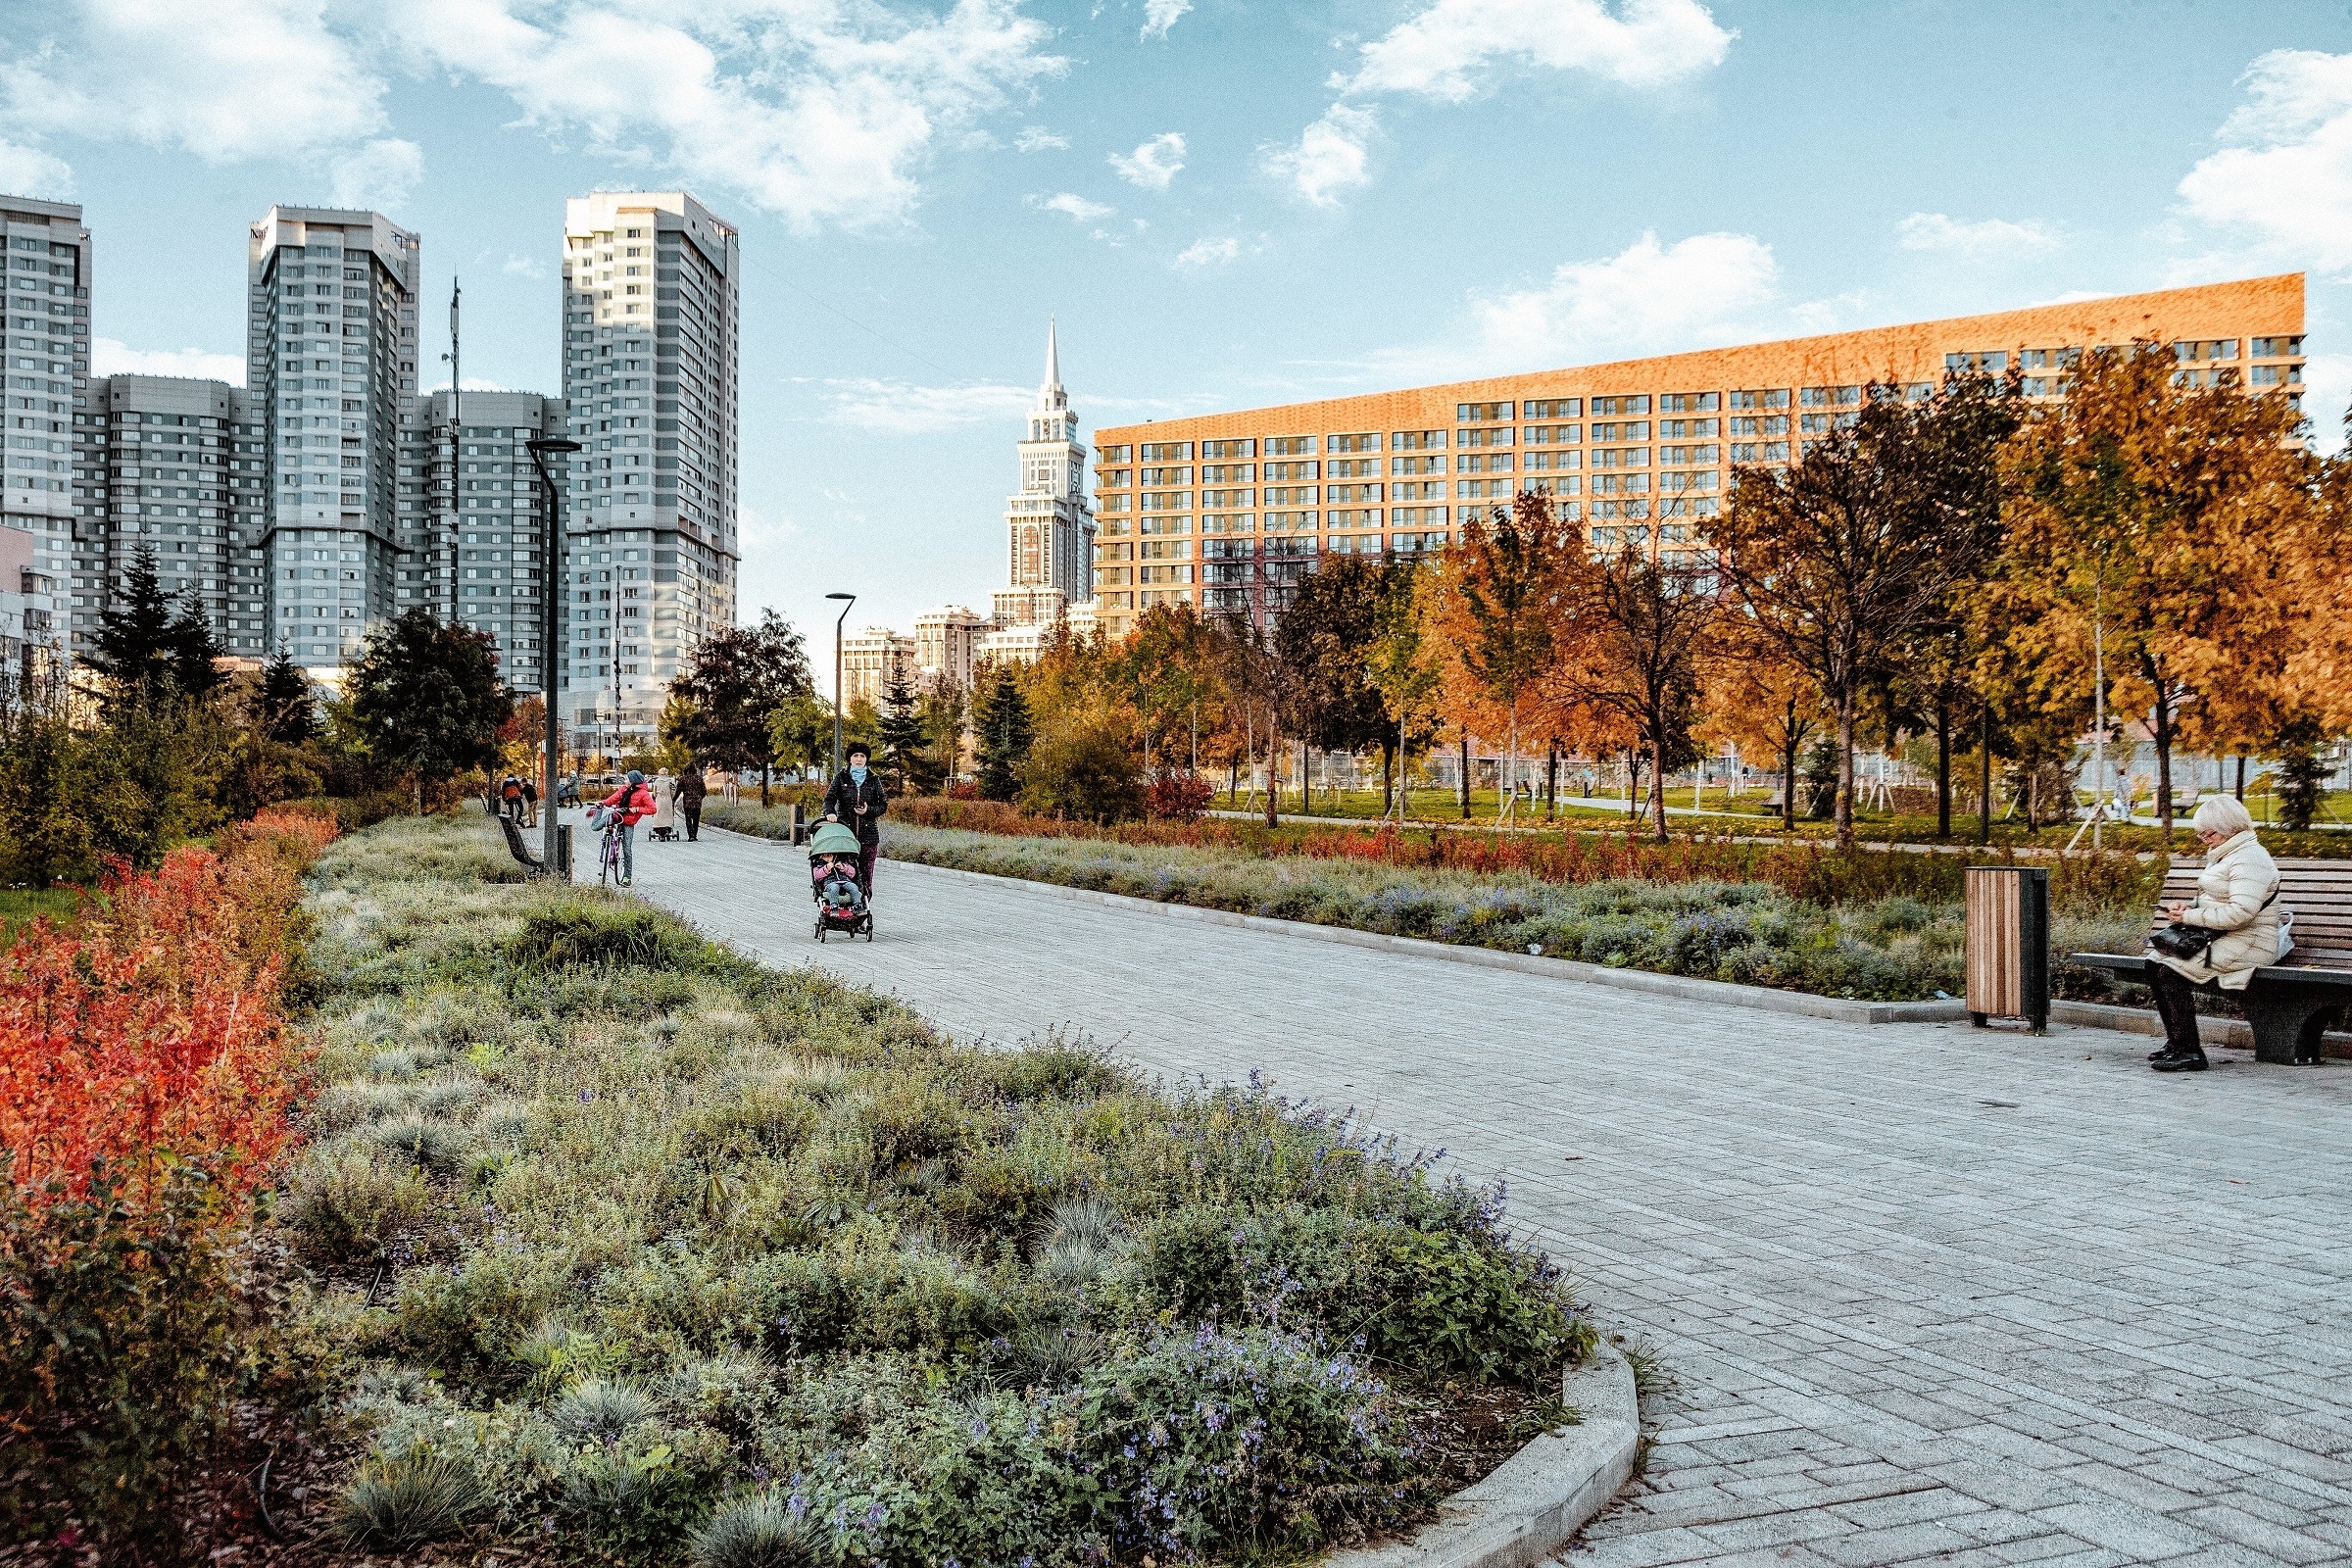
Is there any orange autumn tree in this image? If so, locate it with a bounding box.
[1994,342,2318,838]
[1428,494,1578,822]
[1698,621,1826,832]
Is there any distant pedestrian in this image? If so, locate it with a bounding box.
[678,765,708,842]
[2145,795,2282,1073]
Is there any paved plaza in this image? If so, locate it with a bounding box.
[623,826,2352,1567]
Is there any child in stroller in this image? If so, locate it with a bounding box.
[808,820,873,941]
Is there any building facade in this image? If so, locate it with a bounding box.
[913,605,985,691]
[841,625,916,710]
[1090,274,2308,637]
[247,206,420,679]
[396,389,567,694]
[561,191,740,756]
[74,375,267,662]
[2,195,87,671]
[993,320,1095,631]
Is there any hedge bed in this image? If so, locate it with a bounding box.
[272,815,1597,1564]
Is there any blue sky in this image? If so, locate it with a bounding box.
[5,0,2351,653]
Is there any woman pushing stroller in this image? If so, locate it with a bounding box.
[821,742,888,894]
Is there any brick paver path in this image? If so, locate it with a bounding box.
[628,829,2352,1567]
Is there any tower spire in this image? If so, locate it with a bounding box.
[1044,316,1060,395]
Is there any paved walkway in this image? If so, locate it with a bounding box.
[622,826,2352,1568]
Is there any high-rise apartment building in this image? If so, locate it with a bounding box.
[247,206,419,678]
[396,389,568,693]
[913,605,986,690]
[2,195,87,671]
[1091,274,2307,636]
[74,375,269,661]
[841,625,915,710]
[561,191,739,756]
[993,320,1094,630]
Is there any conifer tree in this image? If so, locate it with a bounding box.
[878,669,943,796]
[250,644,318,744]
[971,665,1033,803]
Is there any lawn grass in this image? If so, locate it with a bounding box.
[0,886,83,942]
[286,814,1593,1563]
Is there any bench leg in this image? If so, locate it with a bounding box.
[2240,990,2334,1065]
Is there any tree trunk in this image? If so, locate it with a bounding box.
[1935,693,1951,839]
[2234,754,2245,800]
[1782,703,1798,832]
[2149,675,2177,841]
[414,774,424,817]
[1458,729,1471,819]
[1545,742,1559,822]
[1381,744,1394,817]
[1649,732,1669,841]
[1501,711,1517,823]
[1978,703,1993,846]
[1835,689,1857,850]
[1265,720,1280,827]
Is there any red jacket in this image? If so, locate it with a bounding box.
[599,783,657,825]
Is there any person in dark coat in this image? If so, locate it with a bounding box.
[821,742,888,891]
[678,764,708,842]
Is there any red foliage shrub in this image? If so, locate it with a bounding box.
[1144,770,1215,822]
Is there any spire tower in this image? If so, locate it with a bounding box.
[995,318,1096,631]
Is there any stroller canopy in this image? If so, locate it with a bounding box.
[808,821,863,857]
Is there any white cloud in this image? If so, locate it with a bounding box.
[1897,212,2060,256]
[821,376,1032,433]
[2178,49,2352,272]
[1338,0,1733,102]
[1174,235,1242,269]
[425,374,518,393]
[502,253,548,278]
[2,0,388,162]
[1107,130,1185,190]
[0,137,71,198]
[1468,230,1780,367]
[383,0,1066,231]
[1259,103,1376,206]
[1026,190,1114,222]
[1014,124,1068,152]
[1141,0,1192,39]
[329,137,422,209]
[91,338,245,384]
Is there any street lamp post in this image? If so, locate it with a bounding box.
[526,436,583,873]
[826,592,857,779]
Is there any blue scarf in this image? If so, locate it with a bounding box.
[849,765,867,785]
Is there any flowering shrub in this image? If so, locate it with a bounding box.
[1145,769,1215,822]
[0,807,331,1545]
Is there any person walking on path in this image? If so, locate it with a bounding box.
[593,769,659,886]
[678,765,708,842]
[2146,794,2282,1074]
[821,742,888,893]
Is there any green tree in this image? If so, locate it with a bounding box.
[669,610,813,806]
[87,546,227,706]
[766,690,835,778]
[879,669,944,796]
[2271,715,2327,830]
[247,644,318,744]
[1362,562,1442,821]
[347,609,513,812]
[1016,716,1144,822]
[971,665,1034,803]
[1278,557,1395,807]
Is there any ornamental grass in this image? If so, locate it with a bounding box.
[292,815,1593,1564]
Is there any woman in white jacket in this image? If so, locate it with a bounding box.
[2147,795,2281,1072]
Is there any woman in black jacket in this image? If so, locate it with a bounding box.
[821,742,889,891]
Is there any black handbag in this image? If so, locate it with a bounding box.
[2147,884,2278,961]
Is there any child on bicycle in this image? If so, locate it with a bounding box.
[590,769,659,886]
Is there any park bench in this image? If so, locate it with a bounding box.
[2073,858,2352,1064]
[497,812,554,879]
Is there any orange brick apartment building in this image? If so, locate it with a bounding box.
[1088,274,2305,637]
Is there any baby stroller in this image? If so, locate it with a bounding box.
[808,821,873,942]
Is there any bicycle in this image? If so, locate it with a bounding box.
[596,814,625,888]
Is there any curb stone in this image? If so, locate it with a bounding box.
[1326,1347,1640,1568]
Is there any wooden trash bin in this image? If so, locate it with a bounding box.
[1966,865,2049,1033]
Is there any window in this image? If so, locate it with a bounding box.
[1659,418,1718,437]
[1658,470,1718,492]
[1524,449,1580,471]
[1097,467,1131,488]
[1139,466,1192,485]
[1457,426,1514,448]
[1392,429,1446,450]
[1455,401,1512,422]
[1200,438,1255,458]
[1591,421,1648,442]
[1524,474,1581,496]
[1658,445,1719,466]
[1264,461,1318,480]
[1265,484,1319,505]
[1200,464,1253,482]
[1591,395,1649,416]
[1660,393,1720,413]
[1592,447,1648,468]
[1141,490,1191,511]
[1139,441,1192,461]
[1327,432,1380,452]
[1452,454,1512,473]
[1941,354,2004,376]
[1097,444,1132,463]
[1327,458,1378,478]
[2252,336,2305,358]
[1140,514,1192,534]
[1729,415,1788,436]
[1730,441,1788,463]
[1729,389,1788,410]
[2251,365,2303,386]
[1525,424,1580,445]
[1265,435,1316,455]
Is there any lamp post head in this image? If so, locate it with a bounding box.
[825,592,856,602]
[527,437,583,456]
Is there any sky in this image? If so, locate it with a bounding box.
[5,0,2352,660]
